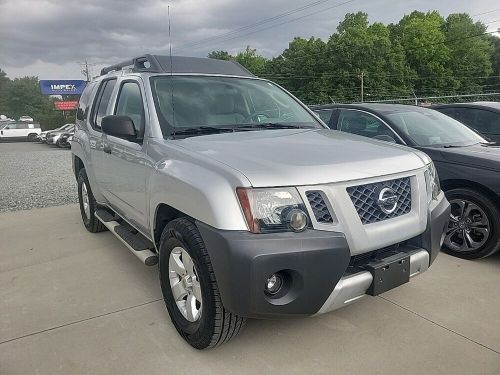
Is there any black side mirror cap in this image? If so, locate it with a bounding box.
[102,115,137,140]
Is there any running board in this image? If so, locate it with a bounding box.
[95,210,158,266]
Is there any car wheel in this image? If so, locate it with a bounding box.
[158,218,246,349]
[443,188,500,259]
[77,168,106,233]
[27,133,37,142]
[56,139,63,148]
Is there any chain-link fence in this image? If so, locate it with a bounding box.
[363,92,500,106]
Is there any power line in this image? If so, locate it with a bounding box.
[177,0,339,50]
[177,0,356,52]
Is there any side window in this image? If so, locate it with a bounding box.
[315,109,334,126]
[5,123,16,129]
[115,82,145,137]
[338,110,398,143]
[470,109,497,133]
[91,79,116,131]
[76,82,96,121]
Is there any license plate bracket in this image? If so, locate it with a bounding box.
[365,252,410,296]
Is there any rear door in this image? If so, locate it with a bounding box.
[88,79,117,191]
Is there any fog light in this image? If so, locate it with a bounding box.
[286,209,308,232]
[265,273,283,295]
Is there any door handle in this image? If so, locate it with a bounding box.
[103,144,112,154]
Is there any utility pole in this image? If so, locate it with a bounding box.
[358,71,365,103]
[80,60,91,82]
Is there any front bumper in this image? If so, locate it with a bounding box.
[197,195,450,319]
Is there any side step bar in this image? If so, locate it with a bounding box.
[95,210,158,266]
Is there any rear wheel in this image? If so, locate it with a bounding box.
[158,218,245,349]
[77,168,106,233]
[443,188,500,259]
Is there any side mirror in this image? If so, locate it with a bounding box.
[373,134,397,143]
[102,115,137,140]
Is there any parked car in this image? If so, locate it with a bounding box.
[46,124,75,146]
[57,130,74,148]
[432,102,500,142]
[72,55,449,349]
[19,115,34,122]
[312,103,500,259]
[0,121,41,141]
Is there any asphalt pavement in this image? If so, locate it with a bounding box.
[0,142,499,374]
[0,204,499,375]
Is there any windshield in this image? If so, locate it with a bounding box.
[150,76,322,137]
[385,108,486,147]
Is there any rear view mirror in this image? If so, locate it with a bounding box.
[102,115,137,140]
[373,134,397,143]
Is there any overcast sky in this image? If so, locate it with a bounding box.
[0,0,498,80]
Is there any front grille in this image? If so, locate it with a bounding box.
[306,191,333,223]
[346,177,412,225]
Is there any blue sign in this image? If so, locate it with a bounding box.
[39,80,87,95]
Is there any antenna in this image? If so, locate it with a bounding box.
[168,4,176,137]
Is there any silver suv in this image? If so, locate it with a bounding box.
[71,55,450,349]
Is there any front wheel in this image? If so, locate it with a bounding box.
[443,188,500,259]
[27,133,37,142]
[158,218,246,349]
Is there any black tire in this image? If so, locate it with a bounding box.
[27,133,37,142]
[77,168,106,233]
[158,218,246,349]
[56,139,63,148]
[443,188,500,259]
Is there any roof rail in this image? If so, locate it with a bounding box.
[100,54,162,76]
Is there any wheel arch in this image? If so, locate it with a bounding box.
[441,179,500,209]
[73,154,85,180]
[153,203,187,248]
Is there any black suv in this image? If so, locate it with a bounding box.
[432,102,500,142]
[312,103,500,259]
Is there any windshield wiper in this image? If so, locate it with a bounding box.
[172,126,236,137]
[236,123,315,130]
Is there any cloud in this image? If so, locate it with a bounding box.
[0,0,496,79]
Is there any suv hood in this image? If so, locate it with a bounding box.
[177,129,426,187]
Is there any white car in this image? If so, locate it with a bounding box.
[0,122,41,141]
[19,115,34,122]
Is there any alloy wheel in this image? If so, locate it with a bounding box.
[444,199,490,253]
[168,246,202,322]
[81,182,90,220]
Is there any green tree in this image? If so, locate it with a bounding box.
[443,13,493,92]
[207,50,232,60]
[325,12,409,103]
[0,69,11,116]
[390,11,456,96]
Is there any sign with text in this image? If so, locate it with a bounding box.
[39,80,86,95]
[54,101,79,111]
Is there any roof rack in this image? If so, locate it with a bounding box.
[100,54,162,75]
[100,55,255,78]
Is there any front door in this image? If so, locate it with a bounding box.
[102,79,150,233]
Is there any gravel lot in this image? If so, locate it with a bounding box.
[0,142,77,212]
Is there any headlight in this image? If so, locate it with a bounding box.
[424,162,441,202]
[236,187,310,233]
